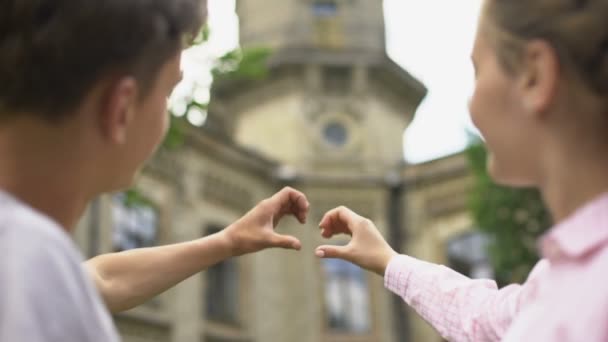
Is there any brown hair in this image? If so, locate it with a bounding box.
[483,0,608,96]
[0,0,207,121]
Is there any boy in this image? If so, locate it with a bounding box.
[0,1,309,341]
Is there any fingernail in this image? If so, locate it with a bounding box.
[315,250,325,258]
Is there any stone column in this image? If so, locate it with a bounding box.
[250,220,323,342]
[168,202,204,342]
[169,155,204,342]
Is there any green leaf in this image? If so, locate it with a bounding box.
[191,25,211,46]
[466,139,552,285]
[123,189,154,208]
[162,115,185,149]
[211,46,272,81]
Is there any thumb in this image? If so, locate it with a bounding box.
[269,233,302,251]
[315,245,350,260]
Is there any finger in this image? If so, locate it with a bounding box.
[269,233,302,251]
[319,206,358,236]
[318,210,349,238]
[320,227,336,239]
[315,245,350,260]
[292,191,310,223]
[319,206,356,228]
[319,216,351,238]
[318,208,335,230]
[271,187,309,225]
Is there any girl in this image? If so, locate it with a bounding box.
[315,1,608,341]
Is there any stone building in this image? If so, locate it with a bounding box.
[73,1,489,341]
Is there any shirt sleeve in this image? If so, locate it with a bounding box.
[384,255,548,342]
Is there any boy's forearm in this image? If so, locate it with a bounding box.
[85,231,233,313]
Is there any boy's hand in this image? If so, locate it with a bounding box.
[223,187,310,256]
[315,206,398,276]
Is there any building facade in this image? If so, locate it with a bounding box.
[73,1,486,341]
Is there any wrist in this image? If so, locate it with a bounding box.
[375,248,398,276]
[217,228,239,258]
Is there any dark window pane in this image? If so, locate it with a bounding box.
[323,121,348,147]
[204,227,240,324]
[323,66,351,94]
[447,232,494,279]
[313,0,337,17]
[111,193,158,252]
[322,258,370,333]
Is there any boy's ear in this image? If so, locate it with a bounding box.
[101,76,138,144]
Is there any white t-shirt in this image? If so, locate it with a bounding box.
[0,191,120,342]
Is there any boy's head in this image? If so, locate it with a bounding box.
[0,0,206,191]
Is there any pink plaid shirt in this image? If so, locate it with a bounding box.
[385,193,608,342]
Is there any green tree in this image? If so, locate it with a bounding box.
[211,46,272,81]
[466,141,552,285]
[125,32,271,207]
[162,45,271,151]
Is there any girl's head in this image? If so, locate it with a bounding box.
[469,0,608,187]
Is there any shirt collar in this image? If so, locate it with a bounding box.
[540,192,608,261]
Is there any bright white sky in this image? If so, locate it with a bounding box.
[175,0,483,164]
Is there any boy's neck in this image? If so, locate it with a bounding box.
[0,117,95,232]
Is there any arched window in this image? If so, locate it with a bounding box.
[111,192,158,252]
[204,226,240,324]
[447,231,494,279]
[322,258,370,333]
[312,0,338,17]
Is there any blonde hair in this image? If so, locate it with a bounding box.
[483,0,608,96]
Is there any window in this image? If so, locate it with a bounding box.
[323,66,352,94]
[447,232,493,279]
[111,192,158,252]
[204,227,240,324]
[323,121,348,147]
[313,0,338,17]
[322,258,370,333]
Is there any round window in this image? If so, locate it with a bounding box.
[323,121,348,147]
